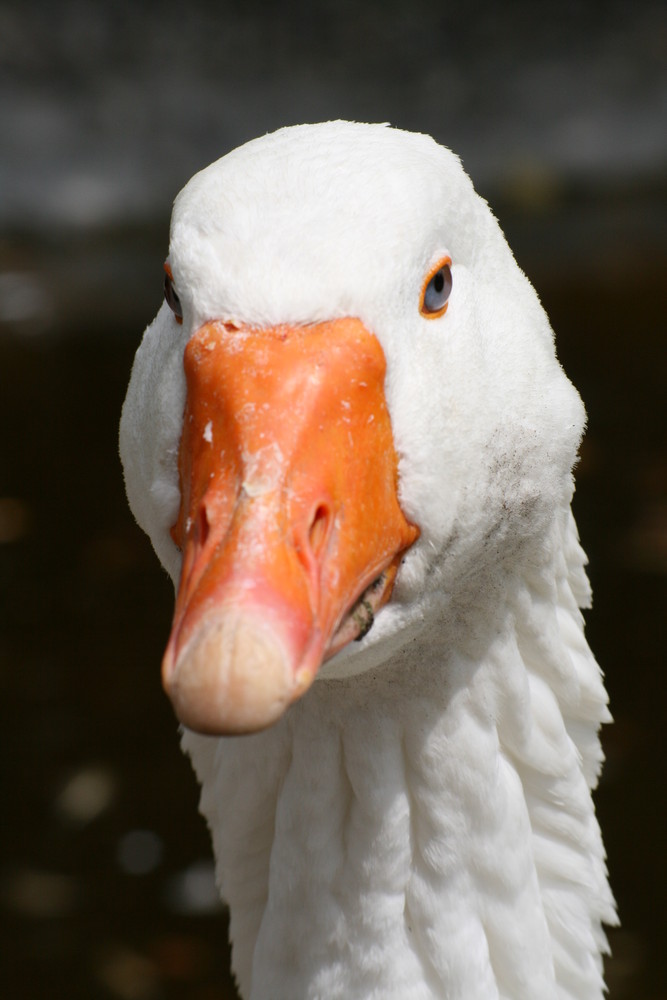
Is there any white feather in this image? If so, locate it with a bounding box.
[120,121,616,999]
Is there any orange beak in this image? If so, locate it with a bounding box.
[162,317,419,734]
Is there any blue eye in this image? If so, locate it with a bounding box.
[421,259,452,317]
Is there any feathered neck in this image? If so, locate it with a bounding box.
[182,507,615,1000]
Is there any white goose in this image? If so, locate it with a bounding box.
[119,121,616,1000]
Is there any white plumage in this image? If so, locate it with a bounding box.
[120,121,616,999]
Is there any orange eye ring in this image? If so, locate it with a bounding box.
[420,256,452,319]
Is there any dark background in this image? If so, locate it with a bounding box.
[1,1,665,997]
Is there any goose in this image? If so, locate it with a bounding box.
[119,121,616,1000]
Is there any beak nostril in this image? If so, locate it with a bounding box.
[308,504,331,558]
[197,504,211,547]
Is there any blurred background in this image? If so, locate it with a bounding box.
[1,0,665,997]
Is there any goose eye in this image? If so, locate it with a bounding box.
[420,259,452,318]
[163,265,183,323]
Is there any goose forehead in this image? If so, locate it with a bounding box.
[170,125,472,280]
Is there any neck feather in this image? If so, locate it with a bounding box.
[182,508,615,1000]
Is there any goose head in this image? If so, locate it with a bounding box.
[120,121,584,735]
